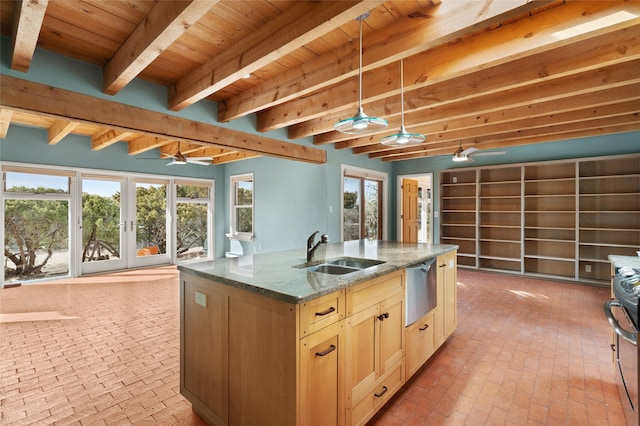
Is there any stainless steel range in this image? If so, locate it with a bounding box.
[605,266,640,426]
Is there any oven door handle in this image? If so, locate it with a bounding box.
[604,300,637,346]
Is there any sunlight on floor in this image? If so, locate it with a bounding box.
[0,311,79,323]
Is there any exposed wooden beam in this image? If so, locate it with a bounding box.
[128,135,173,155]
[10,0,48,72]
[380,123,640,162]
[103,0,217,95]
[190,146,234,157]
[168,0,382,111]
[222,0,551,124]
[0,76,325,164]
[355,88,640,156]
[311,20,640,144]
[91,129,133,151]
[0,109,13,138]
[212,152,261,165]
[337,60,640,152]
[256,0,568,132]
[366,100,640,158]
[47,119,78,145]
[283,1,640,138]
[160,141,205,156]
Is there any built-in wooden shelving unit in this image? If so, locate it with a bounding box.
[578,156,640,282]
[441,169,477,268]
[440,154,640,285]
[478,167,522,273]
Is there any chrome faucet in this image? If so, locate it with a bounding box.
[307,231,329,263]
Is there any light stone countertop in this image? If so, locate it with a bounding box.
[609,255,640,270]
[178,240,458,304]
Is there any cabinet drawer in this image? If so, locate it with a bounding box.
[348,270,404,315]
[405,310,435,379]
[300,290,346,337]
[348,361,404,426]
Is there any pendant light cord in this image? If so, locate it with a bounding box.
[358,17,363,109]
[400,59,405,128]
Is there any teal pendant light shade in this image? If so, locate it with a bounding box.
[381,58,425,146]
[334,12,388,135]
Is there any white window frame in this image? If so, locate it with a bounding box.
[175,179,215,264]
[1,161,215,287]
[1,165,77,286]
[229,173,254,242]
[340,165,388,242]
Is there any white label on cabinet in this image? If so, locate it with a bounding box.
[449,259,455,269]
[195,291,207,307]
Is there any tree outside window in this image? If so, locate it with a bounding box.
[343,175,382,241]
[231,174,254,238]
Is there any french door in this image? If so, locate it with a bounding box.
[81,176,170,274]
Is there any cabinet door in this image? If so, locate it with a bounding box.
[436,255,446,346]
[346,303,380,402]
[405,310,435,379]
[181,278,228,424]
[379,291,404,376]
[300,321,345,426]
[443,251,457,338]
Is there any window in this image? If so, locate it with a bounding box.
[3,169,73,284]
[230,173,254,240]
[342,166,387,241]
[176,182,212,262]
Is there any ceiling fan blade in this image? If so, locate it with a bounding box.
[187,159,212,166]
[471,151,506,157]
[460,147,478,156]
[187,156,213,161]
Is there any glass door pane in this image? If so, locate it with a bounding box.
[176,183,211,262]
[343,177,362,241]
[130,180,170,267]
[364,179,381,240]
[81,178,126,274]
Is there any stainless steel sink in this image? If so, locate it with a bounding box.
[294,257,385,275]
[307,264,361,275]
[325,257,385,269]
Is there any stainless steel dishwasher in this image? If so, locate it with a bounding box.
[405,258,437,326]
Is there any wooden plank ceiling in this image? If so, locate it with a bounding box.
[0,0,639,165]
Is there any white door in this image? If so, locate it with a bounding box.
[128,178,171,268]
[81,176,170,274]
[80,176,127,275]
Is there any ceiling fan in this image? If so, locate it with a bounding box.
[163,142,212,166]
[452,140,505,162]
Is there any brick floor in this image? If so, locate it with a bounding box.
[0,267,627,425]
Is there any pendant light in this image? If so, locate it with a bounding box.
[334,12,388,134]
[381,58,425,146]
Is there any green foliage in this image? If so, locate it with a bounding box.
[344,191,358,210]
[4,199,69,278]
[135,185,167,253]
[177,202,208,255]
[82,192,121,261]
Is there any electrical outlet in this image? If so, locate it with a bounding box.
[195,291,207,307]
[585,264,592,273]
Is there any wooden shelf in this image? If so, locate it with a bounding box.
[440,154,640,285]
[524,257,575,278]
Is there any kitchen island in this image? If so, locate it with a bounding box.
[178,240,458,426]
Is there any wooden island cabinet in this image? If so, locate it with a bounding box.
[179,243,457,426]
